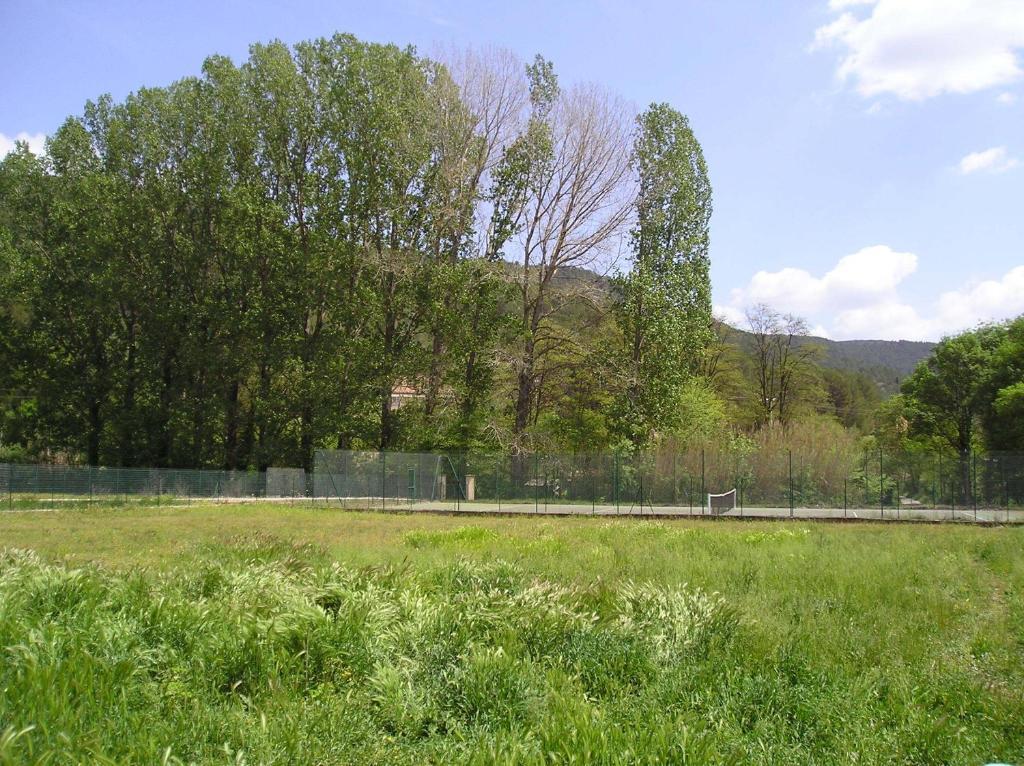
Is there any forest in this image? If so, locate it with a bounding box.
[0,33,1021,472]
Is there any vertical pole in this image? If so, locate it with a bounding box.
[496,458,501,513]
[381,451,386,513]
[672,453,678,507]
[972,450,977,521]
[157,471,161,507]
[7,463,12,512]
[89,466,94,508]
[950,454,956,519]
[614,453,620,515]
[592,457,596,515]
[534,454,539,514]
[844,478,847,518]
[895,477,900,520]
[1003,456,1009,524]
[788,449,794,518]
[878,449,883,520]
[700,449,706,516]
[688,475,693,516]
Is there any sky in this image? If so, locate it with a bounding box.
[2,0,1022,342]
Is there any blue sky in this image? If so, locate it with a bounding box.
[2,0,1022,341]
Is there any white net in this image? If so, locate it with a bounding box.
[707,488,736,515]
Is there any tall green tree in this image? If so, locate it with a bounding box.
[612,103,713,446]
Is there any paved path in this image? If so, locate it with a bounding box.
[3,496,1020,523]
[318,499,1024,523]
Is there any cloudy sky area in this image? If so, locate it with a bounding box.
[2,0,1022,341]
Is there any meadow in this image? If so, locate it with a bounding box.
[0,504,1022,764]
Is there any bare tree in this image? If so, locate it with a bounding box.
[495,72,635,448]
[417,48,529,439]
[746,304,822,426]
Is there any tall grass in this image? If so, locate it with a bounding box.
[1,518,1022,763]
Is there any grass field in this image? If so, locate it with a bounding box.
[1,505,1022,764]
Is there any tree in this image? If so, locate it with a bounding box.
[745,304,822,427]
[612,103,713,446]
[900,327,1002,455]
[489,56,633,451]
[979,315,1024,450]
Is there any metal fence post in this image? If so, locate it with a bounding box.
[496,457,502,513]
[843,478,847,518]
[534,454,540,514]
[879,449,884,520]
[895,476,900,520]
[1003,457,1010,524]
[700,448,706,516]
[946,454,954,520]
[788,449,794,518]
[381,451,386,513]
[972,450,978,521]
[614,453,619,515]
[672,453,678,507]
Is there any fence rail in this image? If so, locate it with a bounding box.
[3,447,1023,522]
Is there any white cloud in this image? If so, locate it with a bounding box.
[721,247,1024,341]
[813,0,1024,101]
[997,91,1018,104]
[728,245,917,319]
[0,132,46,158]
[936,266,1024,329]
[958,146,1019,174]
[828,0,877,9]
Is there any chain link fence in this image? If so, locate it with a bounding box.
[3,447,1023,521]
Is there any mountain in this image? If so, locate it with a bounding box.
[800,337,935,394]
[529,264,935,394]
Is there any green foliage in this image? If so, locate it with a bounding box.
[897,316,1024,453]
[0,35,513,467]
[611,104,713,447]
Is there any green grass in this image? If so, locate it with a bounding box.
[1,505,1023,764]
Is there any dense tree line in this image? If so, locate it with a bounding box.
[882,315,1024,455]
[0,35,716,469]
